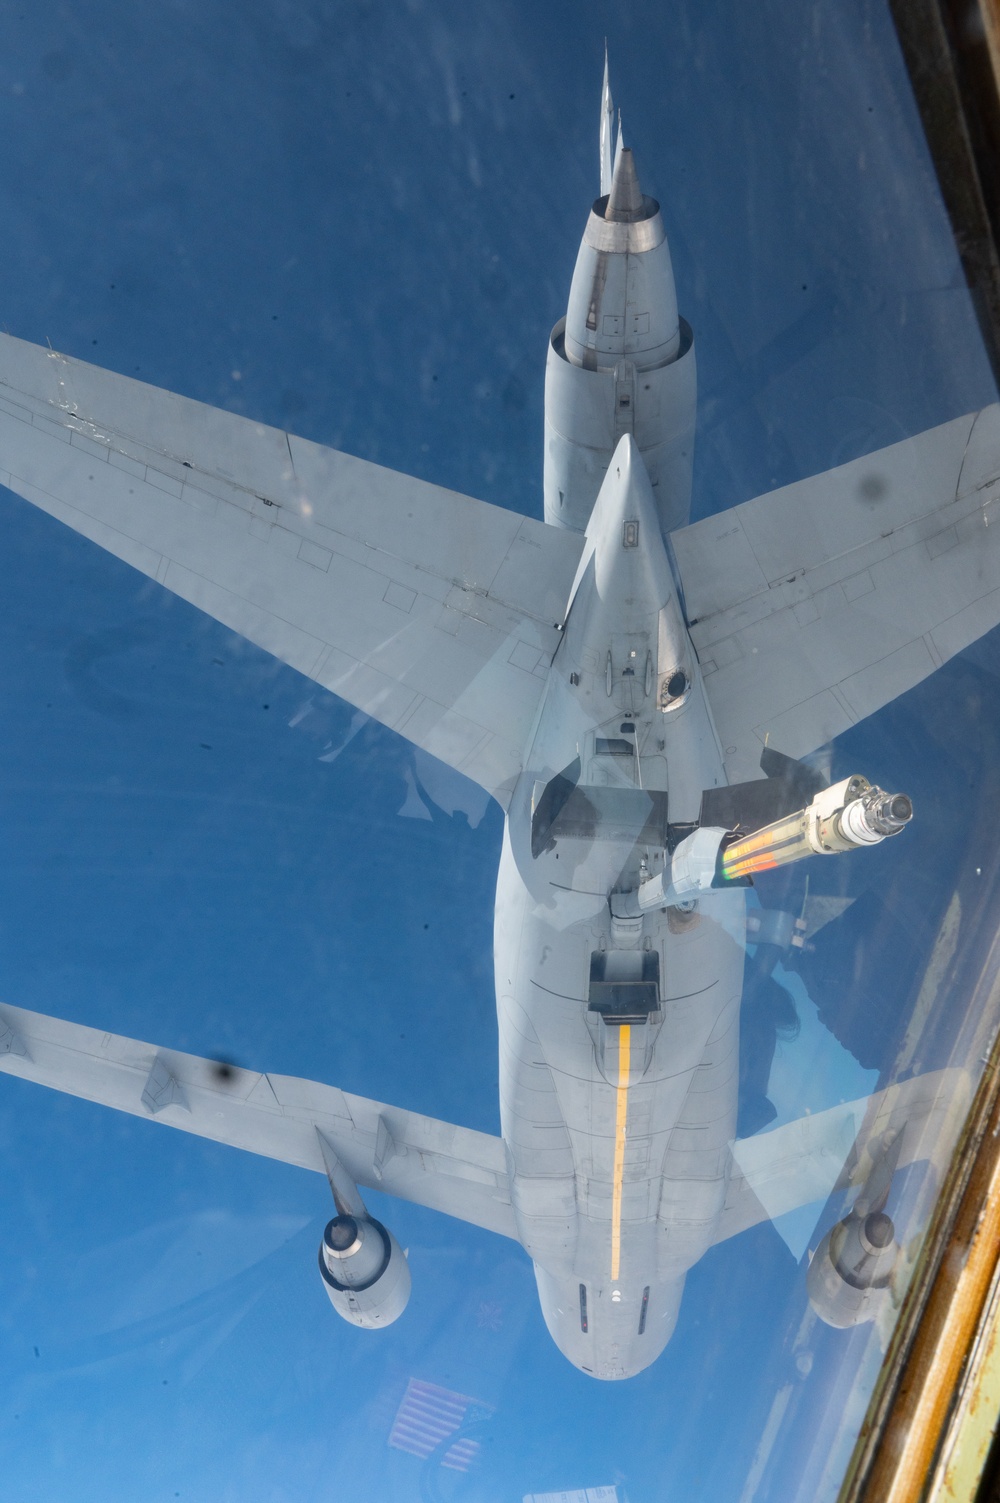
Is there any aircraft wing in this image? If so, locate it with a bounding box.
[672,406,1000,782]
[0,1003,518,1241]
[0,333,584,807]
[714,1066,970,1245]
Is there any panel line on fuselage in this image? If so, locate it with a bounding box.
[610,1022,631,1282]
[530,980,588,1003]
[662,981,720,1004]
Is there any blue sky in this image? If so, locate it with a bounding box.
[0,3,997,1501]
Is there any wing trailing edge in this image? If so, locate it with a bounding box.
[0,332,584,807]
[0,1002,518,1241]
[672,406,1000,782]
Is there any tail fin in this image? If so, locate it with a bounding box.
[600,45,615,194]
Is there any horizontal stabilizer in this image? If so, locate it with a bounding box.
[673,406,1000,781]
[0,333,585,805]
[759,746,828,800]
[699,747,828,833]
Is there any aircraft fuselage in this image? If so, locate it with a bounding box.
[495,430,746,1379]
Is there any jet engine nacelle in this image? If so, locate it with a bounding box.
[318,1213,411,1328]
[806,1208,900,1329]
[543,147,697,538]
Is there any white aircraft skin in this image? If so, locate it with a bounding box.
[498,450,745,1379]
[0,62,990,1382]
[491,71,745,1379]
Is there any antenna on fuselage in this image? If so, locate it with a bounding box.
[600,45,616,195]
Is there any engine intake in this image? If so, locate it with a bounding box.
[318,1213,411,1328]
[806,1208,900,1329]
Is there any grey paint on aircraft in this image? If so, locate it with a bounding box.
[0,75,994,1381]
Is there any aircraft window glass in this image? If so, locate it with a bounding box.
[3,8,999,1503]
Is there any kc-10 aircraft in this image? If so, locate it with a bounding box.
[0,65,996,1379]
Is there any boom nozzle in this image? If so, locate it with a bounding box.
[720,775,913,881]
[876,791,913,832]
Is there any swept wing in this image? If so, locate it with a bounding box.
[0,1004,516,1240]
[0,1002,965,1252]
[714,1066,969,1245]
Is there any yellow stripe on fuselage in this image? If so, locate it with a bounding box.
[610,1023,630,1282]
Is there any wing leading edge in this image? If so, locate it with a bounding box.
[672,406,1000,782]
[0,1003,517,1241]
[715,1066,970,1245]
[0,333,585,807]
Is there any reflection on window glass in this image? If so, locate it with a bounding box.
[0,6,997,1503]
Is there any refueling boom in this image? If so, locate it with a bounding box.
[611,775,913,917]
